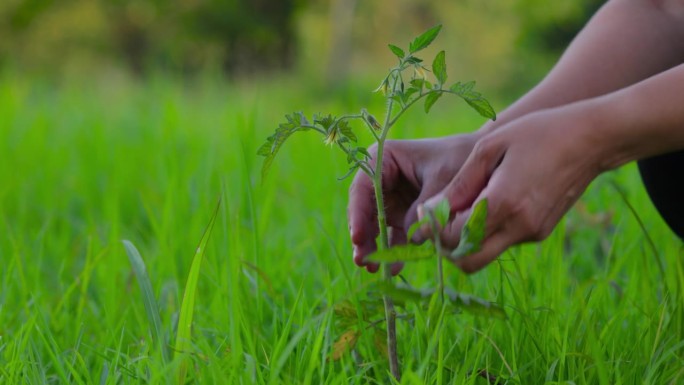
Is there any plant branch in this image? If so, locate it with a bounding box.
[374,74,401,381]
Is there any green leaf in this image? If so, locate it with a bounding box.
[404,56,423,65]
[333,300,357,319]
[445,289,507,320]
[449,82,497,120]
[432,198,450,229]
[337,120,357,142]
[356,147,371,159]
[424,91,442,113]
[406,216,430,241]
[450,198,488,260]
[432,50,447,85]
[409,24,442,53]
[122,240,170,364]
[375,283,507,319]
[258,112,310,179]
[366,244,435,263]
[464,97,497,120]
[176,200,221,384]
[388,44,405,59]
[375,282,426,305]
[373,329,389,359]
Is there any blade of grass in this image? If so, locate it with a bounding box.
[176,199,221,384]
[122,239,170,363]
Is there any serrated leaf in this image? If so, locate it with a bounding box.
[464,97,497,120]
[445,289,507,320]
[388,44,405,59]
[356,147,371,159]
[258,113,310,179]
[424,92,442,113]
[432,50,447,85]
[366,244,435,263]
[409,24,442,53]
[337,121,357,142]
[330,329,360,361]
[333,300,357,319]
[449,82,496,120]
[450,81,475,93]
[375,282,426,305]
[450,198,488,260]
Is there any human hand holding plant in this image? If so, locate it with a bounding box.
[259,25,500,380]
[417,105,603,273]
[348,134,483,274]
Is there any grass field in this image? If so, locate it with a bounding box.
[1,74,683,384]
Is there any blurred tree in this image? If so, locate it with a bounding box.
[0,0,306,76]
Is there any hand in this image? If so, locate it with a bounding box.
[419,106,604,273]
[348,134,482,273]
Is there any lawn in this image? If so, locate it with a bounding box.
[0,74,682,384]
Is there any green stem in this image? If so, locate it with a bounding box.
[374,75,401,381]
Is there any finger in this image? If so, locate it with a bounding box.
[348,171,379,267]
[404,182,446,243]
[453,230,519,274]
[423,137,505,216]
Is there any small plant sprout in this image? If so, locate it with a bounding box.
[259,25,505,381]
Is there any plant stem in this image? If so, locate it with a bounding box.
[372,138,400,380]
[373,74,401,380]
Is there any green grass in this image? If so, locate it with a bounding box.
[0,73,683,384]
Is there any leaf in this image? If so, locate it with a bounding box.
[424,91,442,113]
[406,216,430,241]
[464,97,497,121]
[388,44,405,59]
[449,82,497,120]
[337,121,356,142]
[445,289,507,320]
[409,24,443,53]
[404,56,423,65]
[450,198,488,260]
[373,329,389,359]
[176,200,221,384]
[374,282,426,305]
[410,78,426,89]
[356,147,371,159]
[258,112,310,179]
[432,50,447,85]
[432,198,451,229]
[365,244,435,263]
[122,240,170,363]
[330,329,360,361]
[333,300,357,319]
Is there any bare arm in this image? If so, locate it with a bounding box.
[479,0,684,134]
[421,62,684,273]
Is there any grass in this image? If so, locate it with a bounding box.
[0,72,683,384]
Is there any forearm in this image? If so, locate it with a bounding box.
[588,63,684,170]
[479,0,684,135]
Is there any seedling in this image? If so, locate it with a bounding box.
[259,25,504,380]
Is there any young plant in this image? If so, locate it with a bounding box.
[259,25,503,380]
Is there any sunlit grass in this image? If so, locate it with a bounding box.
[0,73,682,384]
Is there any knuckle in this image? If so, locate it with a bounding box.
[458,260,479,274]
[518,209,544,240]
[473,136,498,160]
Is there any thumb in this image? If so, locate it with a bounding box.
[421,137,505,222]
